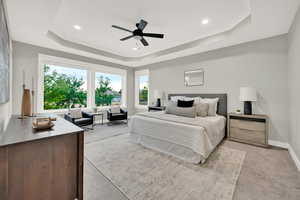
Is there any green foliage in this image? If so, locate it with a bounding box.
[139,86,148,105]
[43,65,122,110]
[95,76,113,106]
[44,65,87,110]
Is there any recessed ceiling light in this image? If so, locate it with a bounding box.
[201,19,209,25]
[73,25,81,30]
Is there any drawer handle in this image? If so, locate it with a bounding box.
[237,128,255,132]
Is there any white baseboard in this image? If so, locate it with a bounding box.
[268,140,289,149]
[269,140,300,171]
[288,145,300,171]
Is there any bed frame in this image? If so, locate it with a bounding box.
[168,93,228,117]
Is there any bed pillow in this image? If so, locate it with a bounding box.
[177,100,194,107]
[195,102,209,117]
[200,98,219,116]
[184,97,202,104]
[165,101,196,118]
[170,96,185,102]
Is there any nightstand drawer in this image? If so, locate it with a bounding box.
[230,119,265,132]
[230,127,266,144]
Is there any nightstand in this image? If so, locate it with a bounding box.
[148,106,166,112]
[228,113,269,147]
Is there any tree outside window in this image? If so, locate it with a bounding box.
[43,64,87,110]
[139,75,148,105]
[95,72,122,106]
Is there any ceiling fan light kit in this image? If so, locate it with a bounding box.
[112,19,164,47]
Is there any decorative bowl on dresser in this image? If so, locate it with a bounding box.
[227,113,269,147]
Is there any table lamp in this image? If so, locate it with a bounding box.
[154,90,162,107]
[240,87,257,115]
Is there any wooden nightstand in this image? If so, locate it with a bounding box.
[228,113,269,147]
[148,106,166,112]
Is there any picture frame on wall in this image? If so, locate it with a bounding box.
[0,0,10,104]
[184,69,204,87]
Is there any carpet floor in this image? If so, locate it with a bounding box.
[84,123,300,200]
[85,134,245,200]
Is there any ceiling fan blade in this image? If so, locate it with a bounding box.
[120,35,135,41]
[112,25,132,33]
[138,19,148,30]
[140,37,149,46]
[142,33,164,38]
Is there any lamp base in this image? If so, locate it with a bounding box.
[244,101,252,115]
[156,98,161,107]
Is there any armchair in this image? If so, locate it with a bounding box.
[107,108,128,123]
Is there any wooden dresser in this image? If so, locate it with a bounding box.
[228,113,269,147]
[0,116,84,200]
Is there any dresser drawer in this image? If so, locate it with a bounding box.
[230,119,265,132]
[230,127,266,144]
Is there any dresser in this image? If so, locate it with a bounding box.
[0,116,84,200]
[228,113,269,147]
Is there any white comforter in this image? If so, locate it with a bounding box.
[129,111,226,162]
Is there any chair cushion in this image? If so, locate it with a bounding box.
[74,118,91,125]
[110,106,121,114]
[111,113,124,116]
[70,108,82,119]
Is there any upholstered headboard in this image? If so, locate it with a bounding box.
[168,93,228,117]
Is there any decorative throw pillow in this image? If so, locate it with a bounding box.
[196,102,209,117]
[165,101,196,118]
[184,97,202,104]
[110,106,121,114]
[200,98,219,116]
[177,100,194,107]
[70,108,82,119]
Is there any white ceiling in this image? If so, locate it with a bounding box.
[6,0,300,67]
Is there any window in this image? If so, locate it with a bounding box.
[38,55,127,113]
[95,72,122,106]
[138,75,149,105]
[135,70,149,107]
[43,64,87,110]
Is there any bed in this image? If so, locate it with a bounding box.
[129,94,227,164]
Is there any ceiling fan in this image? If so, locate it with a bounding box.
[112,19,164,46]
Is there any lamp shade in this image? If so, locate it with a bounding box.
[154,90,162,99]
[240,87,257,102]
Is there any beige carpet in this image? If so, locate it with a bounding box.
[85,134,246,200]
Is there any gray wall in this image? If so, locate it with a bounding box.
[288,7,300,160]
[12,41,135,115]
[140,35,289,142]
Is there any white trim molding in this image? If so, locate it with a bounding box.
[288,145,300,171]
[268,140,289,149]
[269,140,300,171]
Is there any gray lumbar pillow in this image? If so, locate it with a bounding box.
[195,102,209,117]
[165,101,196,118]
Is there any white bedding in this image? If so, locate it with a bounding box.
[129,111,226,163]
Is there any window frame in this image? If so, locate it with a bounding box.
[38,54,127,113]
[135,69,149,109]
